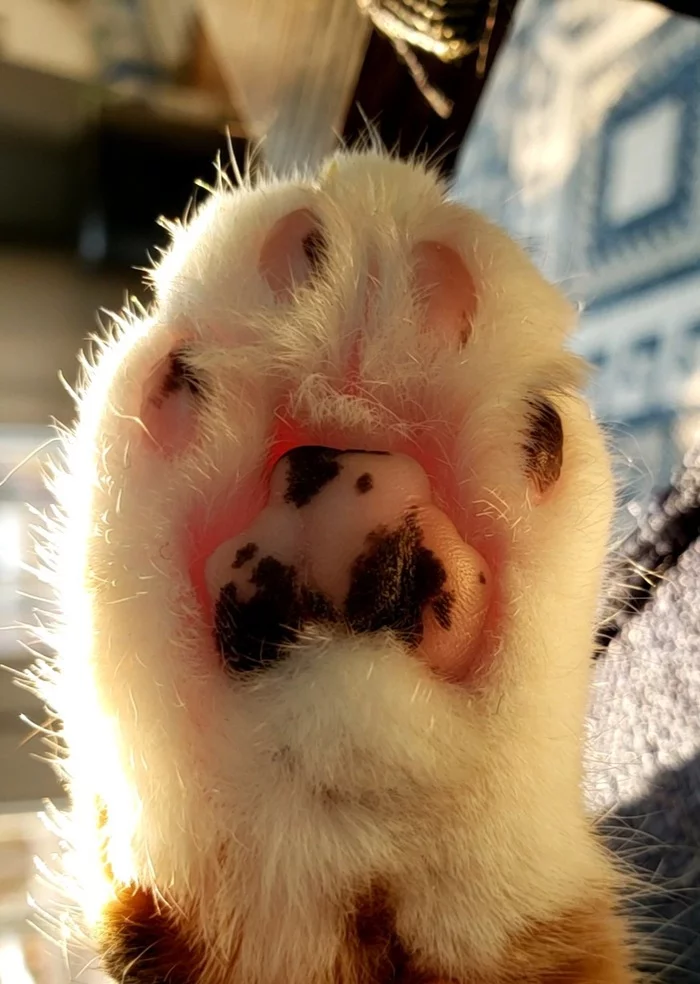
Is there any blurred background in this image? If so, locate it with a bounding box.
[0,0,698,981]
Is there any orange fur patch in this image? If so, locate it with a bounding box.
[98,885,205,984]
[478,897,639,984]
[98,883,638,984]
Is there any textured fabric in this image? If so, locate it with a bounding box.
[587,446,700,981]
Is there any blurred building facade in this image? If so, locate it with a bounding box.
[455,0,700,504]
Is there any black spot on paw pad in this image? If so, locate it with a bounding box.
[282,446,390,508]
[283,446,343,507]
[344,449,390,456]
[162,350,202,399]
[215,507,455,674]
[232,542,258,569]
[523,397,563,495]
[356,472,373,494]
[301,227,326,275]
[345,511,455,647]
[215,555,337,673]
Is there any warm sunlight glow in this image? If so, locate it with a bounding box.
[0,504,21,572]
[34,312,150,928]
[0,937,36,984]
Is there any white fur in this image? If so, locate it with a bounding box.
[32,151,616,983]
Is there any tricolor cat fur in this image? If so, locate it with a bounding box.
[30,151,638,984]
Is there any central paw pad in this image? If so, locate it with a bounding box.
[206,447,490,675]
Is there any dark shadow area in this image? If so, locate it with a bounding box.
[603,753,700,982]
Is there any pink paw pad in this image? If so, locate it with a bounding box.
[140,349,201,456]
[411,241,477,345]
[206,447,491,681]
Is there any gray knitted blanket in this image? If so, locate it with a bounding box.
[586,447,700,981]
